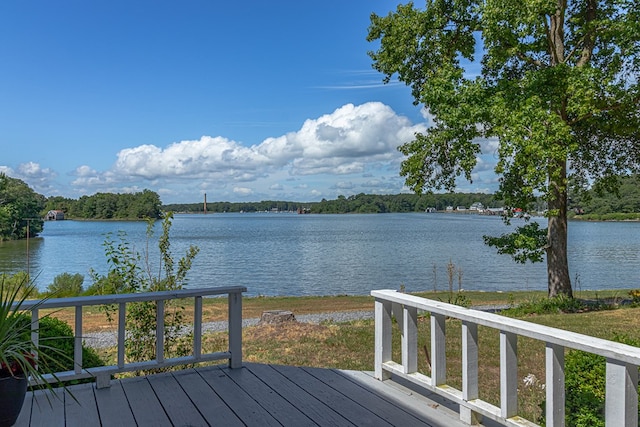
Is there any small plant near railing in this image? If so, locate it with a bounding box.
[89,213,199,370]
[538,334,640,427]
[629,289,640,306]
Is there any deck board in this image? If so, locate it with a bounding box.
[172,368,245,427]
[197,364,282,426]
[16,363,469,427]
[245,363,354,427]
[303,366,433,427]
[92,380,137,427]
[147,371,209,427]
[272,364,394,426]
[222,364,318,426]
[63,383,101,427]
[120,376,172,426]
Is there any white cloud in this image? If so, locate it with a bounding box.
[0,162,58,194]
[233,187,253,196]
[110,102,424,186]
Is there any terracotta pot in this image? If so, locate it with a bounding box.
[0,375,28,427]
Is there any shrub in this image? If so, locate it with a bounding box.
[46,273,84,297]
[501,295,587,317]
[14,314,104,380]
[541,334,640,426]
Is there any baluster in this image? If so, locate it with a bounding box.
[431,313,446,385]
[402,305,418,374]
[74,305,83,374]
[605,359,638,427]
[462,321,480,424]
[228,291,242,368]
[374,299,392,380]
[545,343,565,426]
[500,331,518,419]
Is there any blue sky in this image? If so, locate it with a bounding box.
[0,1,498,204]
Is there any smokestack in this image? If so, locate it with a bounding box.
[204,193,207,214]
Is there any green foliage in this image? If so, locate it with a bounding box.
[571,175,640,216]
[367,1,640,297]
[43,189,162,220]
[0,173,45,241]
[46,273,84,298]
[501,295,588,317]
[90,213,199,367]
[13,315,104,374]
[543,335,640,427]
[0,275,77,398]
[483,222,548,264]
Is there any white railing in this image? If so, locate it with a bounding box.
[372,289,640,427]
[20,286,246,388]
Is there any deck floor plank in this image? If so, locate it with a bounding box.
[303,367,435,427]
[221,364,318,426]
[197,364,282,426]
[272,364,394,427]
[245,363,355,427]
[147,371,210,427]
[62,383,101,427]
[172,368,245,427]
[24,389,65,427]
[92,380,137,427]
[120,376,172,427]
[16,363,467,427]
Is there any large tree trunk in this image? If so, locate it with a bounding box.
[546,161,573,298]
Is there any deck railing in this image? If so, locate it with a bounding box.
[20,286,246,388]
[372,289,640,427]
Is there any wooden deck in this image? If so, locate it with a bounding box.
[14,363,469,427]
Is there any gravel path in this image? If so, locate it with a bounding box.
[82,310,375,349]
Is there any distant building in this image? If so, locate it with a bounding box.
[46,210,65,220]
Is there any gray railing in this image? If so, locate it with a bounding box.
[372,289,640,427]
[20,286,246,388]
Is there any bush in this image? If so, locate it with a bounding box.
[46,273,84,297]
[543,334,640,426]
[501,295,587,317]
[16,314,104,378]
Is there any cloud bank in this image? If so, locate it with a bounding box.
[4,102,499,202]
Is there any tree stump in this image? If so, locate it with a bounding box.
[259,310,296,324]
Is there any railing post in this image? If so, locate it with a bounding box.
[500,331,518,419]
[156,300,165,363]
[228,290,243,368]
[117,302,126,369]
[74,306,83,374]
[374,299,392,380]
[402,305,418,374]
[194,296,203,360]
[605,359,638,427]
[31,309,39,363]
[462,321,481,425]
[545,343,565,427]
[431,313,446,386]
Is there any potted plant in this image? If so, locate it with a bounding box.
[0,276,72,427]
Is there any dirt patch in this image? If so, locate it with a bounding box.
[244,321,336,343]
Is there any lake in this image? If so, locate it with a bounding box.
[0,213,638,296]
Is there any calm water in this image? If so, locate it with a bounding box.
[0,213,638,296]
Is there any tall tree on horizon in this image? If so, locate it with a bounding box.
[368,0,640,297]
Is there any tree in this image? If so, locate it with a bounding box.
[0,173,45,241]
[368,0,640,297]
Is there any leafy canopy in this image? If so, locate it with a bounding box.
[368,0,640,295]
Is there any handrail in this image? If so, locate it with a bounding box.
[20,286,246,388]
[371,289,640,427]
